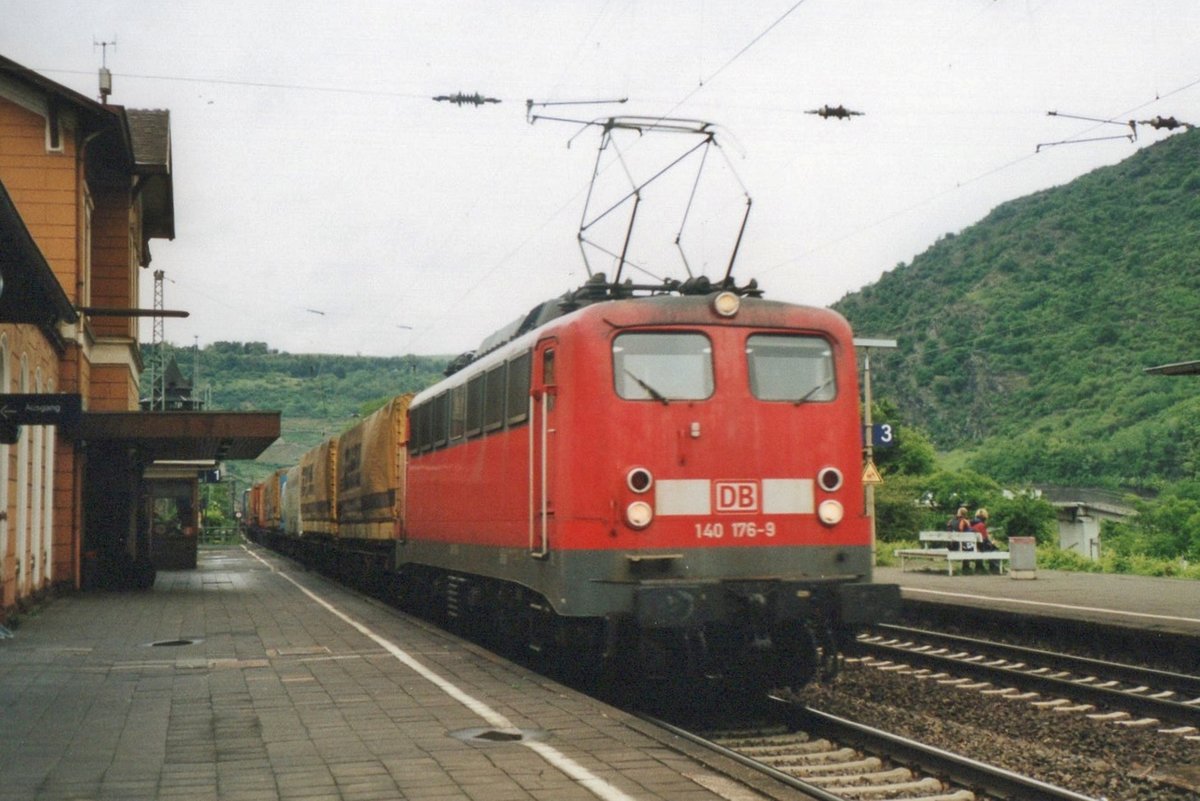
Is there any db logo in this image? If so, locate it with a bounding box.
[714,480,759,513]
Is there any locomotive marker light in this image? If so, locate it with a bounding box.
[626,466,653,493]
[817,466,843,492]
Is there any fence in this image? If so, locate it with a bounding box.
[199,526,242,546]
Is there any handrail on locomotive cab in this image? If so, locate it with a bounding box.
[529,389,551,558]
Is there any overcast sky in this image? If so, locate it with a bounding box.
[3,1,1198,357]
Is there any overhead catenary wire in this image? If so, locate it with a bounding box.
[23,6,1196,358]
[401,0,815,352]
[759,69,1200,281]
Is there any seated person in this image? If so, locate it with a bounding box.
[971,508,999,572]
[946,506,971,550]
[972,509,997,550]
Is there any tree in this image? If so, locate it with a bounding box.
[874,474,934,541]
[919,469,1001,516]
[872,399,936,476]
[989,492,1057,544]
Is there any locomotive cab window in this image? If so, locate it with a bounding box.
[612,332,713,401]
[746,334,836,401]
[541,347,556,411]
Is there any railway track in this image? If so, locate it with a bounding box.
[642,700,1096,801]
[854,624,1200,735]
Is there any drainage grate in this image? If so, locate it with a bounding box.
[148,638,197,647]
[449,727,547,744]
[476,730,523,742]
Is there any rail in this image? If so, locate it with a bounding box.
[775,701,1098,801]
[636,702,1097,801]
[855,625,1200,728]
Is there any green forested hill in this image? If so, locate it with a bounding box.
[834,128,1200,488]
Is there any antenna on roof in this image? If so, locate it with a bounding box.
[94,38,116,103]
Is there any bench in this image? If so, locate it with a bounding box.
[894,531,1010,576]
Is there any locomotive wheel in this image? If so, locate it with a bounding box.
[710,622,820,696]
[765,621,821,691]
[552,618,606,686]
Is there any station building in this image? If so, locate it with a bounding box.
[0,55,278,618]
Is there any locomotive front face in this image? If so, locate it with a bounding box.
[555,294,871,572]
[532,292,896,686]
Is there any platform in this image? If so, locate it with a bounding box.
[875,564,1200,638]
[0,545,791,801]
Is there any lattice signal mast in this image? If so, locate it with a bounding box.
[149,269,166,410]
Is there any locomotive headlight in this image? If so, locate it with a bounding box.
[817,499,844,526]
[626,501,654,529]
[712,291,740,318]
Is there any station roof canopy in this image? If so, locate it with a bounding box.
[77,411,281,462]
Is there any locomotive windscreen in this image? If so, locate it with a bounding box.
[746,334,836,401]
[612,332,714,401]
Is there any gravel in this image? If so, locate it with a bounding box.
[791,663,1200,801]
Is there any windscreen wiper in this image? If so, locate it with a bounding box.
[795,377,834,405]
[624,369,669,405]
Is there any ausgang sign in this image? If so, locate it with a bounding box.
[0,394,83,427]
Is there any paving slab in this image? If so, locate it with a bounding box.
[876,564,1200,636]
[0,544,797,801]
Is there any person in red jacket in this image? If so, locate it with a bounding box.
[971,508,999,572]
[971,508,996,550]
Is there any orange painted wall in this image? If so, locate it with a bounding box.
[0,97,80,302]
[90,186,134,339]
[1,84,157,617]
[0,325,62,611]
[0,97,90,611]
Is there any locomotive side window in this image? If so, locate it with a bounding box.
[409,348,535,458]
[465,374,484,437]
[483,364,506,431]
[612,332,713,401]
[746,334,836,401]
[449,384,467,443]
[506,351,531,425]
[432,392,449,448]
[410,401,431,454]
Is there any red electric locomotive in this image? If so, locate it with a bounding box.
[402,276,897,688]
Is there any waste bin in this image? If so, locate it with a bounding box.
[1009,536,1036,580]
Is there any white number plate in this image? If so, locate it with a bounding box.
[694,521,776,539]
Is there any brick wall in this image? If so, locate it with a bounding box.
[88,362,138,412]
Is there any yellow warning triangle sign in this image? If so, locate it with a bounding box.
[862,461,883,485]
